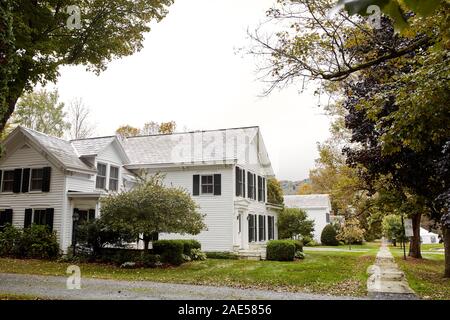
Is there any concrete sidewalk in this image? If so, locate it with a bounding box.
[367,241,417,300]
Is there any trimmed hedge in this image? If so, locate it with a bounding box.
[205,251,239,260]
[177,239,201,256]
[266,240,296,261]
[152,240,184,266]
[96,248,161,267]
[321,224,339,246]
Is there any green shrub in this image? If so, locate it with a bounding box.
[152,240,184,266]
[205,251,239,260]
[293,240,303,252]
[321,224,339,246]
[295,250,305,259]
[177,239,201,256]
[76,220,134,255]
[0,224,21,257]
[97,248,144,265]
[141,253,161,268]
[190,248,207,261]
[13,225,60,259]
[305,239,319,247]
[266,240,296,261]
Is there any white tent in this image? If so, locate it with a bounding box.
[420,228,440,244]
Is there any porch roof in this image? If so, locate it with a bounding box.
[67,191,103,199]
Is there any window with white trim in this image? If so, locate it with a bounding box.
[1,170,14,192]
[201,175,214,194]
[30,168,44,191]
[109,166,119,191]
[96,163,107,189]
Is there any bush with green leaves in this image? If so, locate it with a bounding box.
[278,208,315,240]
[152,240,184,266]
[0,224,59,259]
[295,250,305,259]
[76,220,135,255]
[0,224,21,257]
[190,248,207,261]
[266,240,296,261]
[176,239,201,256]
[321,224,339,246]
[205,251,239,260]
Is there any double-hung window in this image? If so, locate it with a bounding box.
[96,163,107,189]
[30,168,44,191]
[201,175,214,194]
[109,166,119,191]
[1,170,14,192]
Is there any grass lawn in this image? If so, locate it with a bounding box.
[389,244,449,300]
[0,249,377,297]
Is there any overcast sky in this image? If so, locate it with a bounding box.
[52,0,331,181]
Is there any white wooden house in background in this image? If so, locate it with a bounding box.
[0,126,280,256]
[283,194,333,243]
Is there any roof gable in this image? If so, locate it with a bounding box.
[1,126,95,174]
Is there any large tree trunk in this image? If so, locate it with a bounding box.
[409,213,422,259]
[444,225,450,278]
[0,63,29,133]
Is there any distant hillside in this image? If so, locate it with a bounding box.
[279,179,310,195]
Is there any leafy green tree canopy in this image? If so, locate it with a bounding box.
[1,0,174,132]
[278,208,315,240]
[267,178,284,205]
[100,174,206,251]
[11,89,69,137]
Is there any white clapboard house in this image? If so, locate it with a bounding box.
[0,126,280,256]
[283,194,333,243]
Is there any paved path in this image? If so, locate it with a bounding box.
[367,241,417,300]
[0,273,362,300]
[304,247,369,253]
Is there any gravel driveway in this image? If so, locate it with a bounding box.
[0,273,363,300]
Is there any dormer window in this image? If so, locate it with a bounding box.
[109,166,119,191]
[96,163,107,189]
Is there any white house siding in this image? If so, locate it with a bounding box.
[0,143,66,249]
[148,165,235,252]
[303,208,329,242]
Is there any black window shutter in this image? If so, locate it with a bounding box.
[247,171,251,199]
[235,167,240,197]
[243,170,246,198]
[88,209,96,221]
[24,209,32,228]
[253,174,257,200]
[45,208,54,231]
[258,176,262,201]
[0,170,2,189]
[12,168,22,193]
[42,167,51,192]
[213,174,221,195]
[5,209,13,225]
[21,168,30,193]
[193,175,200,196]
[263,178,266,202]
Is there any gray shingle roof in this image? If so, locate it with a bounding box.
[22,127,94,172]
[284,194,331,209]
[11,126,272,174]
[121,127,260,165]
[71,136,116,156]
